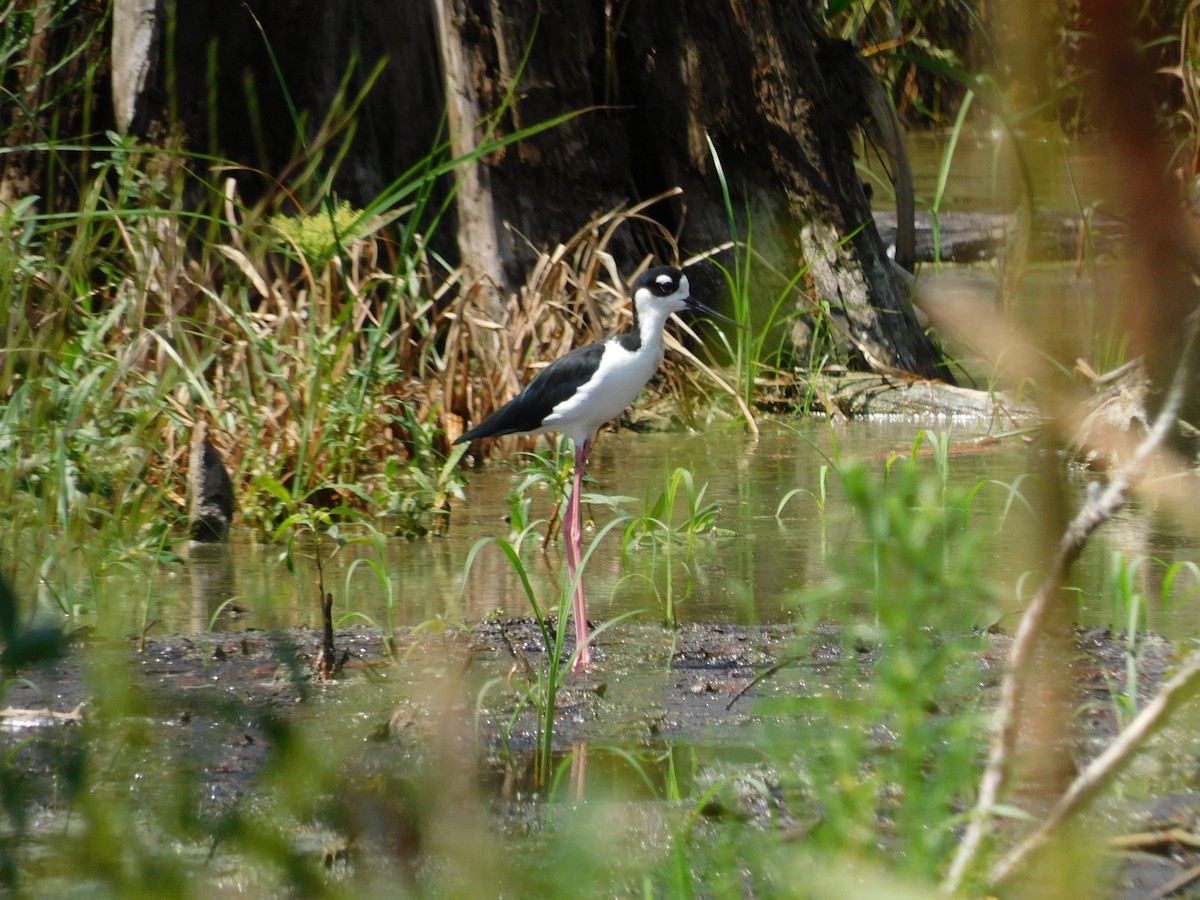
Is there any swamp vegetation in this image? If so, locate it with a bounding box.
[5,1,1200,897]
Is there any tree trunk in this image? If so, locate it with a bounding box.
[97,0,945,380]
[109,0,446,206]
[437,0,947,379]
[433,1,507,368]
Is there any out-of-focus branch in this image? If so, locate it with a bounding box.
[939,1,1200,890]
[942,305,1199,891]
[989,641,1200,885]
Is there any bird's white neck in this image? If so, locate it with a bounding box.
[634,298,675,352]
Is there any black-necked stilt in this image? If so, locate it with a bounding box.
[455,265,731,672]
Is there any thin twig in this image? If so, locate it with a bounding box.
[0,704,83,723]
[725,654,803,710]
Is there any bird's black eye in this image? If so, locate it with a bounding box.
[654,275,676,295]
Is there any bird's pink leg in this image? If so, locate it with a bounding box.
[566,438,592,671]
[560,480,579,601]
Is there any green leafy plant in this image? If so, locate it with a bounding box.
[379,442,470,538]
[774,420,845,519]
[616,465,725,628]
[776,463,829,517]
[463,515,629,787]
[338,528,400,657]
[621,466,724,553]
[705,134,816,411]
[269,200,372,263]
[1097,553,1200,728]
[273,503,389,677]
[900,427,954,501]
[511,436,576,545]
[763,454,998,879]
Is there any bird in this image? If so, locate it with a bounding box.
[455,265,733,672]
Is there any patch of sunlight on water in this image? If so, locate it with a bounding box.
[88,419,1200,645]
[867,127,1115,213]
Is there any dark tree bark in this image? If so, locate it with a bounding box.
[107,0,445,212]
[98,0,944,379]
[433,0,946,379]
[0,1,110,208]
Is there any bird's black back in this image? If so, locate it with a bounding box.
[455,341,608,443]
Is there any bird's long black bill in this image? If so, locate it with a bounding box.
[687,298,744,329]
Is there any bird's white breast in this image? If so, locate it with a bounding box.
[542,336,665,444]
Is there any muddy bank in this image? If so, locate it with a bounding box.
[0,619,1181,776]
[0,619,1194,895]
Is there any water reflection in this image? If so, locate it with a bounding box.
[96,420,1200,643]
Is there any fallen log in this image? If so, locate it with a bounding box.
[798,370,1038,424]
[873,208,1125,264]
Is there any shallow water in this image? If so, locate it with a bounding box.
[90,418,1200,647]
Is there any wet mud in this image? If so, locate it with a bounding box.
[0,620,1194,895]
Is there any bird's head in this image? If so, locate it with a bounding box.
[631,265,736,326]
